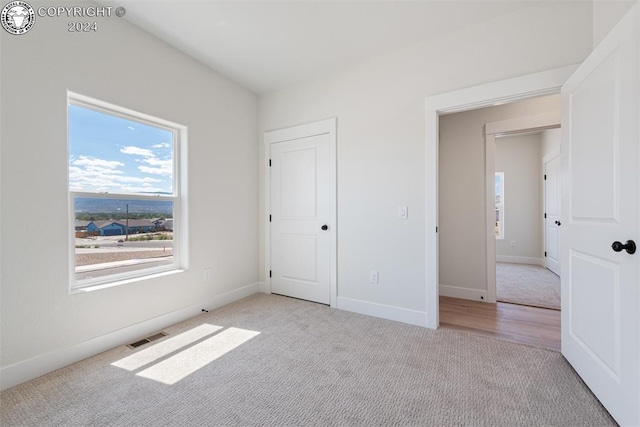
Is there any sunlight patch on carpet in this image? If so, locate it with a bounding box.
[136,327,260,385]
[112,324,223,371]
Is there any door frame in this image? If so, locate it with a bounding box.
[425,65,577,329]
[484,113,561,302]
[264,118,338,307]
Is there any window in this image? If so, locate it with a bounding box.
[68,92,186,290]
[495,172,504,240]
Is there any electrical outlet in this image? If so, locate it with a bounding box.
[370,271,379,284]
[204,268,212,281]
[510,241,516,247]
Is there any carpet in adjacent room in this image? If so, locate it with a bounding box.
[496,262,561,310]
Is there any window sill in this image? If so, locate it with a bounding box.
[70,268,185,295]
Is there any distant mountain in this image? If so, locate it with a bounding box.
[75,197,173,215]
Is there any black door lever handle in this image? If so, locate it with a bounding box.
[612,240,636,254]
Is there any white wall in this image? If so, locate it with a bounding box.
[495,133,543,260]
[542,128,562,158]
[593,0,637,47]
[259,2,591,318]
[439,96,560,297]
[0,0,258,384]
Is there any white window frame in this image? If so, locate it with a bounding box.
[495,171,505,240]
[68,92,188,292]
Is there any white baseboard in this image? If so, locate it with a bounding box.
[439,284,488,302]
[208,282,261,309]
[496,256,544,266]
[0,282,261,391]
[336,297,428,327]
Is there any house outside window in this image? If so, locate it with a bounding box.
[68,92,187,291]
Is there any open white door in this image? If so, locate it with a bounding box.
[544,154,560,276]
[561,4,639,425]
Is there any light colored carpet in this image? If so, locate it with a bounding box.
[1,293,612,426]
[497,263,561,310]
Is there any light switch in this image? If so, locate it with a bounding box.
[398,206,408,219]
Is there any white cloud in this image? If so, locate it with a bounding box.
[120,146,154,157]
[138,166,168,176]
[69,155,166,193]
[116,176,162,184]
[144,157,171,167]
[152,142,171,148]
[127,126,135,131]
[120,145,173,177]
[137,155,173,176]
[70,142,173,192]
[72,156,124,170]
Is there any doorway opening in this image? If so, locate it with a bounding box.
[436,95,562,348]
[425,65,576,331]
[489,119,562,311]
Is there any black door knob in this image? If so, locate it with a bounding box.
[321,225,328,231]
[555,220,561,226]
[612,240,636,254]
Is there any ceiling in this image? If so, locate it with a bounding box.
[114,1,548,94]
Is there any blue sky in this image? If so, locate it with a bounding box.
[68,104,174,194]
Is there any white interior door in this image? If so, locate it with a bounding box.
[267,120,335,305]
[544,155,560,275]
[561,4,639,425]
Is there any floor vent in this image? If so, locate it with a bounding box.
[127,331,168,349]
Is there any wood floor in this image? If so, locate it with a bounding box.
[439,296,561,351]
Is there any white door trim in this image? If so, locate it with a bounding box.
[484,114,561,303]
[485,111,561,136]
[264,118,337,307]
[425,65,577,329]
[484,132,498,303]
